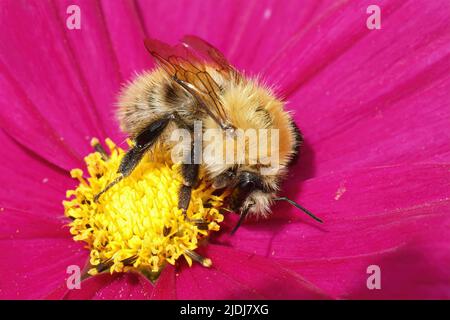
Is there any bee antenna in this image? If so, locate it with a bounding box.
[93,175,124,203]
[273,197,323,223]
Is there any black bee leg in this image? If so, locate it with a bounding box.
[178,137,200,213]
[171,111,198,212]
[94,116,171,202]
[231,207,249,235]
[178,163,200,213]
[178,185,192,213]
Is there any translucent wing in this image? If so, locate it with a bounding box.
[181,35,237,76]
[144,36,237,131]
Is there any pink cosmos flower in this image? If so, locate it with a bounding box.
[1,0,449,300]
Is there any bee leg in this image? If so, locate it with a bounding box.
[171,109,200,212]
[178,137,200,213]
[94,116,171,202]
[178,163,199,213]
[188,219,210,230]
[230,208,249,235]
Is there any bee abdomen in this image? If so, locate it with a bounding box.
[117,69,195,138]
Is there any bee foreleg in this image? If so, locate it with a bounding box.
[120,115,172,176]
[94,116,171,202]
[230,207,249,235]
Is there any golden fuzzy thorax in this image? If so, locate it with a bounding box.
[117,66,299,215]
[204,75,297,175]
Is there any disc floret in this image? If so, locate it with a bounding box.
[63,138,226,277]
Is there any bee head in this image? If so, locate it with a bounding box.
[211,167,278,217]
[226,168,323,234]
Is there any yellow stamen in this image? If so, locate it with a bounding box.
[63,138,228,278]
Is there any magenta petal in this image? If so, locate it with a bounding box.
[51,0,154,141]
[0,238,86,299]
[0,130,73,214]
[0,1,103,169]
[0,208,69,240]
[219,164,450,258]
[0,0,155,168]
[281,230,450,299]
[151,265,177,300]
[135,0,329,72]
[45,282,73,300]
[216,164,450,298]
[63,273,154,300]
[0,204,87,299]
[0,178,88,299]
[261,0,450,177]
[175,245,329,299]
[61,273,115,300]
[99,0,154,78]
[226,0,339,72]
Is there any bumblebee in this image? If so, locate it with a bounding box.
[95,36,321,233]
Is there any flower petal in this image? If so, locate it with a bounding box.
[215,164,450,298]
[135,0,332,72]
[151,265,177,300]
[63,273,154,300]
[0,1,102,169]
[52,0,154,138]
[281,230,450,299]
[0,0,152,168]
[0,237,86,299]
[0,205,87,299]
[261,0,450,177]
[218,164,450,258]
[95,0,154,79]
[174,244,329,299]
[0,130,73,214]
[0,207,69,240]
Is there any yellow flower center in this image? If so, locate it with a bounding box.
[63,138,227,279]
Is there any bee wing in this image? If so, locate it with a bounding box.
[144,37,237,130]
[181,35,237,76]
